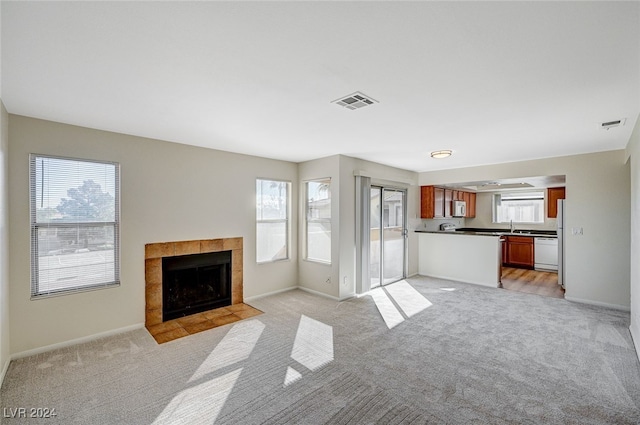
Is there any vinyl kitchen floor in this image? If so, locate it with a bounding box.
[500,267,564,299]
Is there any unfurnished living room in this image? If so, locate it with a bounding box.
[1,1,640,424]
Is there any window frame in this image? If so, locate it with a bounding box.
[29,154,121,299]
[492,190,545,224]
[305,178,332,264]
[256,178,291,264]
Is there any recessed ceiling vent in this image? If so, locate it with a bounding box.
[332,91,378,110]
[600,118,626,130]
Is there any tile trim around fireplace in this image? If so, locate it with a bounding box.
[144,237,243,329]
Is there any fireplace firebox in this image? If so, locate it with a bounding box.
[162,250,232,321]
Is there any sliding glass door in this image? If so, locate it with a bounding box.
[370,186,406,288]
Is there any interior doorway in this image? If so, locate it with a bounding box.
[370,187,407,288]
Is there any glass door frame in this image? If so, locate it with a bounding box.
[370,185,407,288]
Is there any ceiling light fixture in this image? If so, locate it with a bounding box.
[430,150,453,159]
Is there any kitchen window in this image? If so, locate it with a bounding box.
[493,191,544,224]
[305,178,331,264]
[256,179,290,263]
[30,154,120,298]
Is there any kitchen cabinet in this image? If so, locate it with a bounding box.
[444,189,453,217]
[421,186,445,218]
[434,187,445,218]
[420,186,477,219]
[504,236,534,269]
[420,186,435,218]
[501,237,508,265]
[547,187,565,218]
[466,192,476,218]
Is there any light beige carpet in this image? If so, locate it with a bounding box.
[2,275,639,424]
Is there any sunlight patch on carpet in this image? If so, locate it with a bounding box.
[385,280,432,318]
[153,368,242,425]
[290,315,334,371]
[370,281,433,328]
[370,287,405,329]
[284,366,303,387]
[189,319,264,383]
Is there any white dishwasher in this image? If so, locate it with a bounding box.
[534,237,558,271]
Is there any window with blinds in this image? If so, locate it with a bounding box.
[30,154,120,298]
[493,191,545,224]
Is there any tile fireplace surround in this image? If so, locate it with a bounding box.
[145,237,260,343]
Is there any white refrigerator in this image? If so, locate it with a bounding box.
[557,199,565,288]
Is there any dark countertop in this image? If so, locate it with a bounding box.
[415,228,558,238]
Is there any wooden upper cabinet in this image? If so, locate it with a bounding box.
[421,186,476,219]
[547,187,566,218]
[444,189,453,218]
[421,185,446,218]
[420,186,435,218]
[434,187,445,218]
[467,192,476,218]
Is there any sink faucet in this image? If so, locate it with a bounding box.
[510,220,515,233]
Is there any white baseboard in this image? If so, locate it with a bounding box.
[629,318,640,360]
[246,285,350,302]
[0,358,10,388]
[11,323,145,360]
[418,273,499,289]
[564,296,630,312]
[244,286,297,302]
[338,293,356,301]
[297,286,340,301]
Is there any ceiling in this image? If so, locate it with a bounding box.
[441,175,566,192]
[2,2,639,173]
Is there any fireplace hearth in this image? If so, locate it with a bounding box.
[162,250,232,321]
[145,237,244,329]
[144,237,258,344]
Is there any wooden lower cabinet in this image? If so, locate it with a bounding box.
[503,236,534,269]
[501,238,508,265]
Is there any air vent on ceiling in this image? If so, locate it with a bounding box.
[331,91,378,110]
[600,118,626,130]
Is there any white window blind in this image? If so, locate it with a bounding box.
[493,191,544,224]
[306,179,331,263]
[30,154,120,298]
[256,179,290,263]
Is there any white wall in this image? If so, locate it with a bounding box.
[625,115,640,353]
[420,150,631,309]
[297,155,419,300]
[297,155,341,299]
[0,101,10,380]
[8,115,299,354]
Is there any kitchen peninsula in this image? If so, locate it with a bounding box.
[416,230,503,288]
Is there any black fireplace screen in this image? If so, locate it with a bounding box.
[162,250,232,321]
